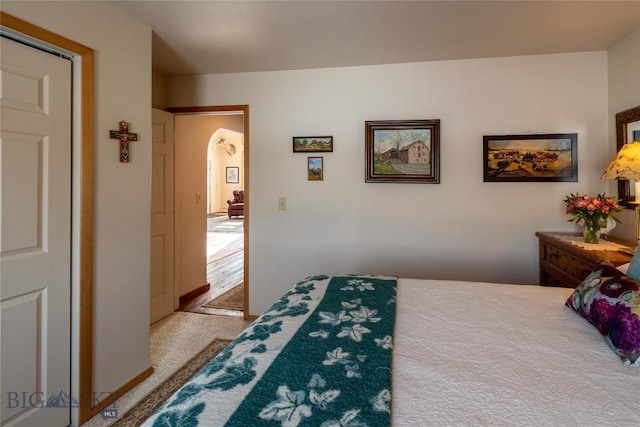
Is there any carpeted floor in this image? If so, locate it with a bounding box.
[82,312,249,427]
[81,216,247,425]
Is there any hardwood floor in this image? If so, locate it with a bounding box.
[178,216,244,317]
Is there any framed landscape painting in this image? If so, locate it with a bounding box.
[307,157,323,181]
[483,133,578,182]
[365,119,440,183]
[293,136,333,152]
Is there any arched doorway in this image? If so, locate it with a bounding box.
[207,128,244,214]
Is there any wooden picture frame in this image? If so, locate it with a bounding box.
[307,156,323,181]
[483,133,578,182]
[615,105,640,208]
[365,119,440,183]
[226,166,239,183]
[293,136,333,152]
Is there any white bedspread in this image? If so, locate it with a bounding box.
[393,279,640,426]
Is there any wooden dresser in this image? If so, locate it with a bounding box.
[536,232,635,288]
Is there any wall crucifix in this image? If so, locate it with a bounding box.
[109,120,138,162]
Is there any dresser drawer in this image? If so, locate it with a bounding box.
[543,244,596,282]
[536,232,634,288]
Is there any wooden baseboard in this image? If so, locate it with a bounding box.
[86,366,154,421]
[179,283,211,307]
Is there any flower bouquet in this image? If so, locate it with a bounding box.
[564,193,623,244]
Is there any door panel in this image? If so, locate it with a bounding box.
[0,133,41,251]
[150,108,175,323]
[0,37,71,426]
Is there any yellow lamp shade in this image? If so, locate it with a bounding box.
[601,142,640,181]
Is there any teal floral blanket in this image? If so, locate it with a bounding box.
[143,274,397,426]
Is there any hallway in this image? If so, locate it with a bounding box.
[178,214,244,316]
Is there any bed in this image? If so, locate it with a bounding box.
[143,273,640,426]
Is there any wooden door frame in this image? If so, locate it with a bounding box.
[167,105,253,320]
[0,12,97,423]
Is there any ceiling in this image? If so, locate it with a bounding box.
[107,1,640,76]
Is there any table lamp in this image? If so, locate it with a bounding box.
[601,142,640,243]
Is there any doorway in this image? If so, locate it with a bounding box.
[169,106,250,319]
[204,127,244,315]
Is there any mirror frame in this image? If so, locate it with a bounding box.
[616,105,640,209]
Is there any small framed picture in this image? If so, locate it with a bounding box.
[307,157,323,181]
[226,166,239,183]
[293,136,333,153]
[483,133,578,182]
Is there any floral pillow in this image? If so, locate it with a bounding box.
[565,262,640,366]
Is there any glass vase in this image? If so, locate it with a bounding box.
[583,218,604,244]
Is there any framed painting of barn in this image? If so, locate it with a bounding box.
[365,119,440,183]
[483,133,578,182]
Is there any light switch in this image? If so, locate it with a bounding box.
[278,197,287,210]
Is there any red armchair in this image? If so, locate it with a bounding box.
[226,190,244,218]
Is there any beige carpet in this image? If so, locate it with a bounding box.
[203,283,244,311]
[83,312,249,427]
[111,338,231,426]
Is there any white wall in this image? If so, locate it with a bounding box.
[152,72,168,110]
[168,52,610,315]
[2,0,152,419]
[607,27,640,240]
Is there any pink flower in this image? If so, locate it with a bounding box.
[563,193,623,226]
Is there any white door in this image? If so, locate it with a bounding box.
[150,108,175,323]
[0,37,71,426]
